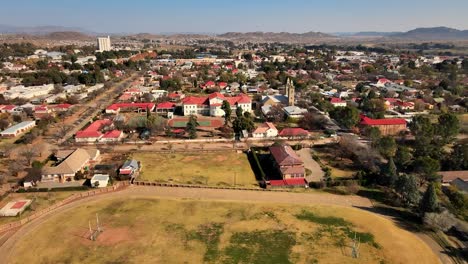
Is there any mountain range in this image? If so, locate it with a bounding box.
[390,27,468,40]
[1,25,468,41]
[0,24,95,35]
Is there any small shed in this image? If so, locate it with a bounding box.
[90,174,110,188]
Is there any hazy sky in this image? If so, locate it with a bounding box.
[1,0,468,33]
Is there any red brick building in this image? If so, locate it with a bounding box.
[359,115,407,136]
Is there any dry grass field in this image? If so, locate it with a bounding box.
[132,152,258,187]
[9,198,439,264]
[0,191,77,225]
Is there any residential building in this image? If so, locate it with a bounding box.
[330,98,347,107]
[75,119,123,143]
[105,103,155,114]
[279,128,309,138]
[0,121,36,137]
[41,148,100,183]
[270,144,305,179]
[252,122,278,138]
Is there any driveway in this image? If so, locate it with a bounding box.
[297,148,324,182]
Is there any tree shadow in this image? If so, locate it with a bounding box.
[353,205,422,233]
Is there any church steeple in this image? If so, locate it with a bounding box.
[286,78,295,106]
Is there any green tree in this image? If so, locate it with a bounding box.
[414,156,441,183]
[381,157,398,187]
[419,183,439,214]
[364,126,381,148]
[36,60,48,70]
[232,112,255,136]
[436,113,460,145]
[409,115,435,158]
[377,136,397,158]
[235,106,243,118]
[221,100,232,125]
[394,146,413,171]
[445,143,468,170]
[329,106,360,129]
[186,115,199,139]
[396,174,420,207]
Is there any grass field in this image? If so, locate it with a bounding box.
[9,198,439,264]
[133,152,258,187]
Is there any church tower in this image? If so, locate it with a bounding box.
[286,78,295,106]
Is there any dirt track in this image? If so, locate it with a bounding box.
[0,185,447,264]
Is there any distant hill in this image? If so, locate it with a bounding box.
[351,31,401,37]
[390,27,468,40]
[218,31,336,42]
[45,31,92,40]
[0,24,94,35]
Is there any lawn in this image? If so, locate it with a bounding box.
[9,198,439,264]
[0,191,79,225]
[132,152,258,187]
[312,145,357,179]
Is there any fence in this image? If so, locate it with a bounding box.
[0,182,130,234]
[131,181,290,192]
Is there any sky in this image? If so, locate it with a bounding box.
[1,0,468,33]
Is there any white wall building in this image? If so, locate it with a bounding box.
[4,84,54,100]
[97,36,112,52]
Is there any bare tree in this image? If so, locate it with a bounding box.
[19,146,39,166]
[9,161,24,177]
[0,173,7,184]
[0,143,15,158]
[56,123,71,142]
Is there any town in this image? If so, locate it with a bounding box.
[0,5,467,263]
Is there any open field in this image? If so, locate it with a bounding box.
[312,146,357,179]
[133,152,258,187]
[0,191,78,225]
[8,197,439,264]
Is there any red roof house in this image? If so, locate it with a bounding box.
[279,128,309,138]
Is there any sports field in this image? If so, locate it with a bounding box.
[133,152,258,187]
[8,198,439,264]
[168,117,223,128]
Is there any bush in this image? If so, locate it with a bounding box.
[423,210,456,232]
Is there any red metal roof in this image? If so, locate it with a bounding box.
[360,115,406,126]
[270,178,307,186]
[76,119,113,138]
[270,144,303,166]
[330,98,344,103]
[279,128,309,137]
[106,103,155,111]
[182,96,208,105]
[156,102,176,109]
[54,103,72,109]
[102,130,122,138]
